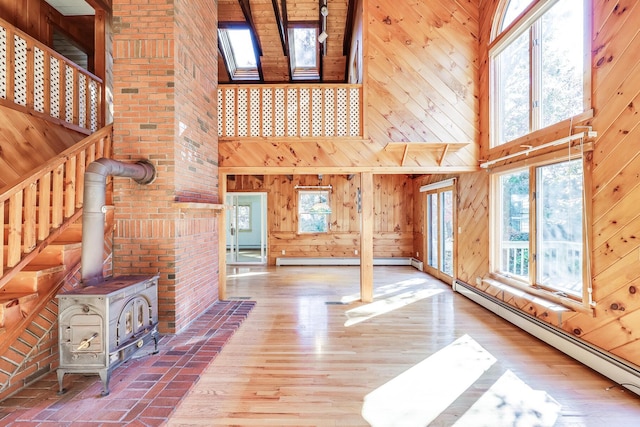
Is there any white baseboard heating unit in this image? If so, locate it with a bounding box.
[453,279,640,396]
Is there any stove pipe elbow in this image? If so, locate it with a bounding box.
[81,158,156,285]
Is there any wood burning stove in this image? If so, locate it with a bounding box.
[56,275,159,396]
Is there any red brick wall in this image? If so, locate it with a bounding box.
[171,0,220,329]
[111,0,219,333]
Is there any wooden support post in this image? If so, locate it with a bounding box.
[360,172,373,302]
[218,173,228,301]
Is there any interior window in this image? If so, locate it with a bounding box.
[491,0,587,147]
[298,190,331,233]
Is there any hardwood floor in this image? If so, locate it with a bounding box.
[168,266,640,426]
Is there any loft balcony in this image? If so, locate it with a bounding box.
[217,84,363,141]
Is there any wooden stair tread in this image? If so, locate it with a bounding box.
[0,292,38,304]
[16,264,66,274]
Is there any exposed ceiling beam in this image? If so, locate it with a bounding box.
[273,0,289,56]
[343,0,356,56]
[238,0,264,80]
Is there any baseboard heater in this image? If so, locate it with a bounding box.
[277,257,423,270]
[453,279,640,396]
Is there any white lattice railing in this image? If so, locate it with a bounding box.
[0,17,102,133]
[218,84,363,139]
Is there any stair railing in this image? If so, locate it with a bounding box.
[0,124,113,289]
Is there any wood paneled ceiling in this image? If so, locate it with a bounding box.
[218,0,355,83]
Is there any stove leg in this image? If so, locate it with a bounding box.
[152,333,159,355]
[98,369,111,396]
[56,369,67,395]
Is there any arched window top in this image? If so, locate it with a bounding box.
[499,0,534,33]
[489,0,589,147]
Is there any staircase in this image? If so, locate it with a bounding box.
[0,16,109,398]
[0,125,113,357]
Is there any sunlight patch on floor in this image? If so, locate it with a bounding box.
[362,334,496,426]
[226,271,270,279]
[341,278,431,304]
[344,287,444,327]
[453,369,560,426]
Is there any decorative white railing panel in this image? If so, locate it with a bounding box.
[218,84,363,139]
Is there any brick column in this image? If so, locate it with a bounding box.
[111,0,219,333]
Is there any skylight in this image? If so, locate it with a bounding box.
[219,28,259,81]
[288,26,320,80]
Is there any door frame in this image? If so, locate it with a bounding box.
[225,192,268,265]
[421,179,457,285]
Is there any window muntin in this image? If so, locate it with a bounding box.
[298,190,331,233]
[494,159,584,298]
[288,26,320,80]
[491,0,587,147]
[218,28,259,81]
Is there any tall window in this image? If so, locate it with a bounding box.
[218,27,259,81]
[298,190,331,233]
[494,159,585,299]
[491,0,588,146]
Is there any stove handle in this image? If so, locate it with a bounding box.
[77,332,99,350]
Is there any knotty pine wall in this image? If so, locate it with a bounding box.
[218,0,481,171]
[227,174,414,265]
[365,0,480,167]
[455,0,640,368]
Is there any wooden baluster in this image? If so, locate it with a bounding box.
[6,27,14,104]
[0,200,4,277]
[23,182,36,252]
[38,172,51,241]
[7,191,23,268]
[43,51,51,118]
[76,150,86,208]
[59,60,66,123]
[25,37,34,111]
[87,141,96,166]
[64,157,76,218]
[51,164,64,229]
[72,67,79,126]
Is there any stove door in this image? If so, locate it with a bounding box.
[116,296,152,347]
[60,312,105,367]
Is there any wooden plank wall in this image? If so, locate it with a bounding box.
[227,174,414,264]
[365,0,480,166]
[0,105,87,190]
[218,0,481,172]
[458,0,640,368]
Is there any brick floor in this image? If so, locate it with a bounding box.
[0,300,255,426]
